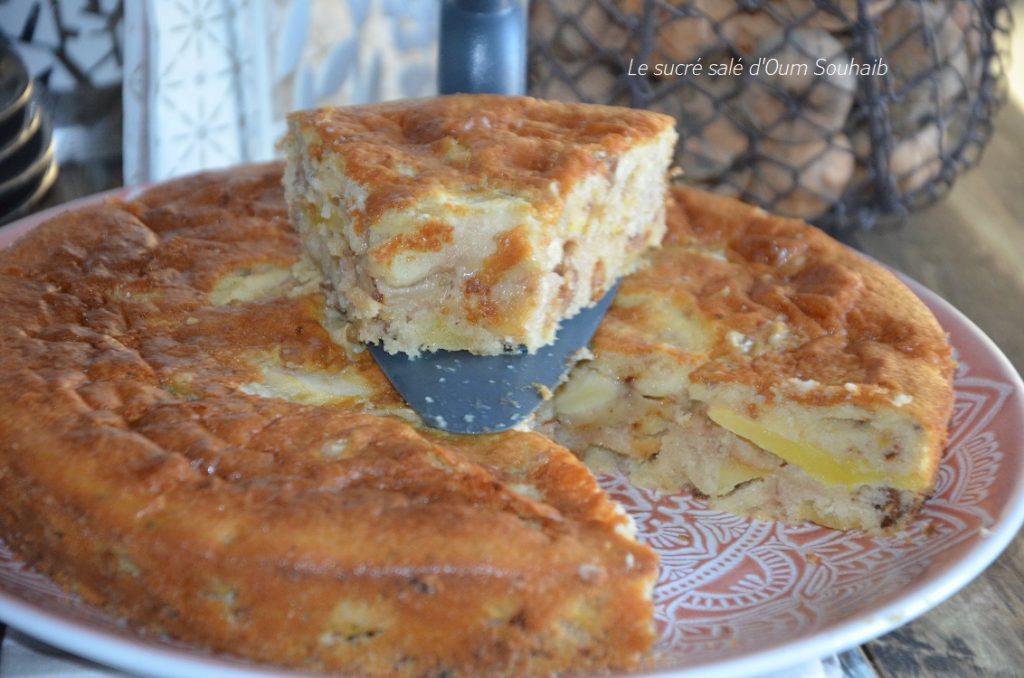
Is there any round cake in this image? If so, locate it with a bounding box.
[0,160,954,675]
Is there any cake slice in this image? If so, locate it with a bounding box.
[281,95,677,355]
[537,186,955,533]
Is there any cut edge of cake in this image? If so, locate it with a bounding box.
[540,355,945,533]
[281,95,678,356]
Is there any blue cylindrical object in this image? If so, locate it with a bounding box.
[438,0,526,96]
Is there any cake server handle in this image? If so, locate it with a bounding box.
[438,0,526,96]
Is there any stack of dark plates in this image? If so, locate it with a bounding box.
[0,38,57,226]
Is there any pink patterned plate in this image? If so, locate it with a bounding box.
[1,198,1023,677]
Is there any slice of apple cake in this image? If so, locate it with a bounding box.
[281,94,677,356]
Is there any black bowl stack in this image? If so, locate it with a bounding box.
[0,38,57,226]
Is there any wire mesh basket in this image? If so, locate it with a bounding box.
[528,0,1012,234]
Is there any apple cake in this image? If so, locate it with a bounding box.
[281,94,677,356]
[0,161,955,675]
[0,164,657,677]
[536,186,955,532]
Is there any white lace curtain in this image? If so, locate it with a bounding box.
[122,0,438,184]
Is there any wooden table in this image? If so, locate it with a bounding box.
[9,69,1024,678]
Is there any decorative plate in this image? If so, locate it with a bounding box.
[1,196,1022,678]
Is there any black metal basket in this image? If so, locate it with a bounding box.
[528,0,1012,234]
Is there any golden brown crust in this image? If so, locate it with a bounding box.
[593,185,955,487]
[288,94,676,224]
[0,163,656,675]
[674,186,952,422]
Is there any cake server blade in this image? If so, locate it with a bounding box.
[369,284,619,434]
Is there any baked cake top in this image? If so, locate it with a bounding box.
[0,161,645,525]
[595,185,955,443]
[286,94,677,225]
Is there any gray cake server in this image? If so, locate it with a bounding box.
[368,0,620,434]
